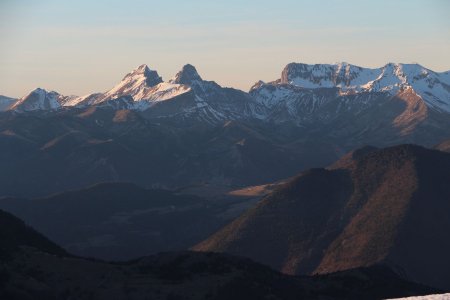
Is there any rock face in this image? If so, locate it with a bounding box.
[194,144,450,290]
[170,63,203,85]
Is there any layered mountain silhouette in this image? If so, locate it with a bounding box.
[0,182,260,260]
[2,63,450,295]
[0,63,449,195]
[194,144,450,290]
[0,209,438,300]
[1,62,449,198]
[0,106,338,197]
[4,62,450,135]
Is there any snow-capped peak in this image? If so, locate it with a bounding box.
[280,62,373,90]
[11,88,64,112]
[170,64,202,85]
[60,64,193,109]
[272,62,450,112]
[101,64,163,102]
[135,64,150,72]
[128,64,163,87]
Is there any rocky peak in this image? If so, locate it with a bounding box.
[11,88,62,112]
[281,63,310,84]
[249,80,266,92]
[170,64,202,85]
[124,64,163,87]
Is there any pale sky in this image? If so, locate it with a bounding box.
[0,0,449,98]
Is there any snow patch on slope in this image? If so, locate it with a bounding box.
[63,93,103,107]
[386,293,450,300]
[138,82,191,102]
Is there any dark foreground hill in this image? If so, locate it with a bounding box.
[0,209,438,300]
[0,209,67,259]
[0,182,259,260]
[194,144,450,290]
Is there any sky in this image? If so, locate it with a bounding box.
[0,0,449,98]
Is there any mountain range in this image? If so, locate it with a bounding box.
[7,64,259,123]
[4,62,450,118]
[1,62,450,197]
[2,63,450,294]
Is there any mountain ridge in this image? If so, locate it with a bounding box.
[193,143,450,290]
[5,62,450,116]
[2,63,450,198]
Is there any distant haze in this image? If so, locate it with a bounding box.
[0,0,449,98]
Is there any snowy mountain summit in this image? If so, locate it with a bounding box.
[10,88,74,112]
[102,64,163,100]
[63,64,191,109]
[275,62,450,111]
[170,64,203,85]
